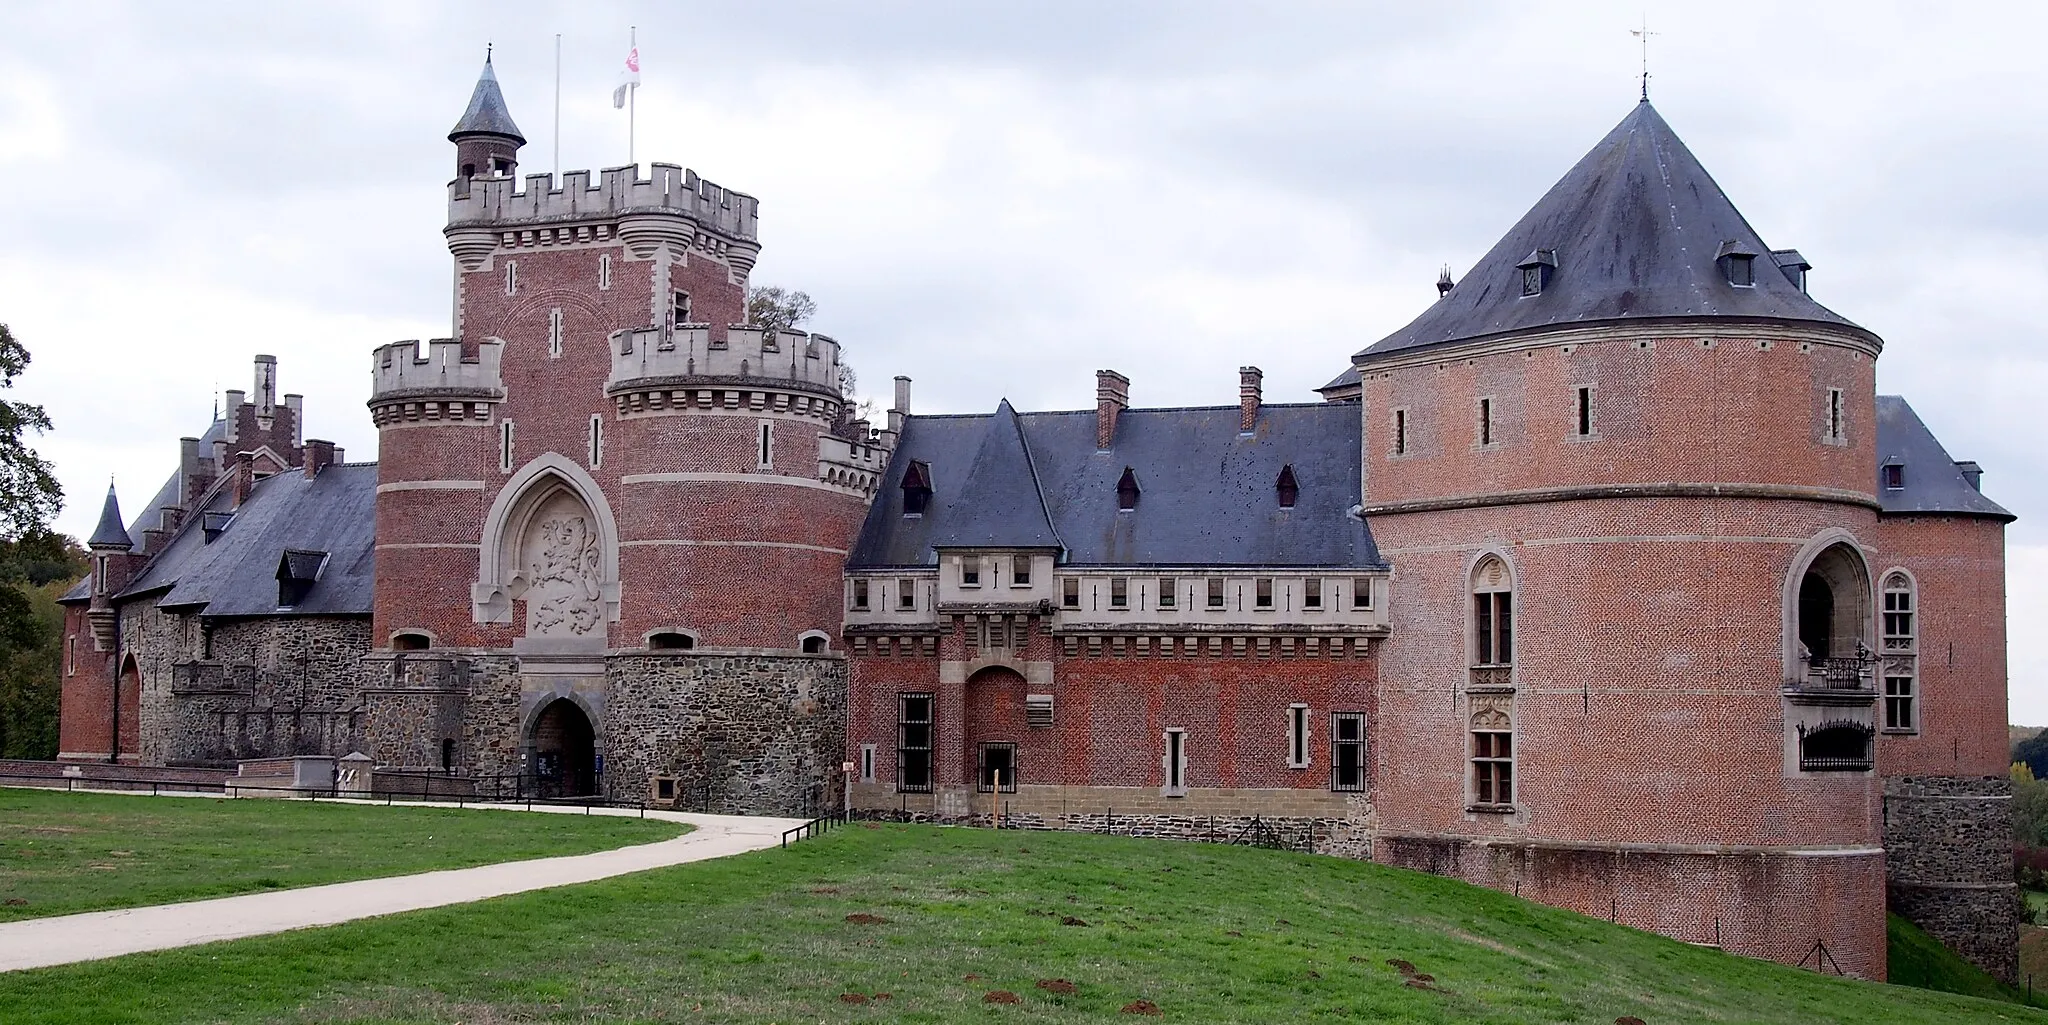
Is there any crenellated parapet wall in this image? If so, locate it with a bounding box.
[445,164,760,274]
[368,337,505,426]
[605,324,846,414]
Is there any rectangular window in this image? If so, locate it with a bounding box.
[1287,704,1310,768]
[499,420,515,473]
[757,421,774,470]
[1162,728,1187,796]
[598,253,613,291]
[977,742,1017,793]
[671,290,691,327]
[1474,592,1513,666]
[1061,577,1079,609]
[1351,577,1374,610]
[1885,676,1916,731]
[504,260,518,296]
[961,559,980,587]
[1394,409,1408,455]
[1109,577,1129,609]
[1478,397,1493,446]
[1827,388,1844,442]
[859,744,876,783]
[1576,386,1593,436]
[587,414,603,468]
[897,578,916,610]
[1882,464,1904,490]
[65,634,75,676]
[1255,578,1274,608]
[1472,729,1513,806]
[1303,578,1322,609]
[1330,713,1366,791]
[1207,577,1225,609]
[1012,558,1031,586]
[1883,589,1915,644]
[850,579,869,611]
[1157,577,1176,609]
[897,694,933,793]
[548,307,565,358]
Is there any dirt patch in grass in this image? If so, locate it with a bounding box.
[983,990,1021,1003]
[1036,978,1077,995]
[843,913,887,925]
[1121,998,1163,1015]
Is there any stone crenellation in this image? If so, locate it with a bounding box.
[448,165,760,242]
[370,338,506,404]
[607,325,843,398]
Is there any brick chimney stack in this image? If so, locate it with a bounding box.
[1096,369,1130,450]
[233,451,255,506]
[303,439,337,479]
[1239,366,1263,433]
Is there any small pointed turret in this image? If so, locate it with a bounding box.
[449,53,525,182]
[87,481,132,552]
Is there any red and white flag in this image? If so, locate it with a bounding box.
[612,44,640,108]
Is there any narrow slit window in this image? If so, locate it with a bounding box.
[1394,409,1408,455]
[1330,713,1366,791]
[1827,388,1844,443]
[858,744,875,783]
[504,260,518,296]
[598,254,613,290]
[1287,704,1310,768]
[1478,398,1493,446]
[548,307,565,358]
[1162,728,1187,795]
[587,414,603,468]
[1576,386,1592,436]
[499,420,515,473]
[757,422,774,469]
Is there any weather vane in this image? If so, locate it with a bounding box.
[1631,16,1660,100]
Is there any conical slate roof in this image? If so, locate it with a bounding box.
[87,481,132,550]
[928,400,1062,550]
[448,56,525,143]
[1357,101,1869,360]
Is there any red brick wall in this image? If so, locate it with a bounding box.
[1874,516,2009,777]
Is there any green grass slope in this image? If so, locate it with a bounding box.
[0,788,683,921]
[1890,912,2035,1006]
[2,823,2042,1024]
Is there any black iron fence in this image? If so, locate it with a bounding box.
[781,810,847,848]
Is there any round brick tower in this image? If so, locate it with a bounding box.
[365,58,882,812]
[1352,101,1890,977]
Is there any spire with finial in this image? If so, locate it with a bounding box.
[1631,18,1659,102]
[87,479,133,552]
[449,50,526,183]
[1436,265,1455,299]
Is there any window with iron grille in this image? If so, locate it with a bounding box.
[977,742,1017,793]
[897,693,933,793]
[1330,713,1366,791]
[1471,728,1512,805]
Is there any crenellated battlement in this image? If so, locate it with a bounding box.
[368,338,505,426]
[606,324,843,397]
[448,163,758,242]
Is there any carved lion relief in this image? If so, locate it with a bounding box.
[528,515,604,636]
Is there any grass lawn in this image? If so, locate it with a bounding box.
[0,788,684,921]
[3,823,2042,1025]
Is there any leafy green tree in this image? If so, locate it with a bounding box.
[745,287,858,399]
[2015,731,2048,781]
[0,324,70,759]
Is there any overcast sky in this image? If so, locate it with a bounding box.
[2,2,2041,716]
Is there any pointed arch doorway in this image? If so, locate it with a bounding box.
[530,698,597,798]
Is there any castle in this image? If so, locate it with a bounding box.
[55,59,2013,982]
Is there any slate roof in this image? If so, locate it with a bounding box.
[112,463,377,616]
[449,56,526,143]
[1356,101,1871,362]
[850,402,1382,570]
[86,483,132,550]
[1875,396,2013,521]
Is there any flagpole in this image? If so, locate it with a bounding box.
[628,25,637,167]
[553,33,562,176]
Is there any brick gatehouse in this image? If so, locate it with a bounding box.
[57,61,2013,982]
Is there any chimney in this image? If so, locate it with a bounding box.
[233,451,255,506]
[253,355,278,414]
[1956,460,1983,492]
[283,393,304,447]
[332,445,345,465]
[304,439,337,479]
[889,375,911,434]
[1239,366,1263,434]
[1096,369,1130,450]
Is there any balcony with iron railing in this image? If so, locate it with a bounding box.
[1783,644,1877,705]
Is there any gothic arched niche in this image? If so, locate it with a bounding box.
[474,455,621,637]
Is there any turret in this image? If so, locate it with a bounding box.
[449,54,525,187]
[84,482,132,649]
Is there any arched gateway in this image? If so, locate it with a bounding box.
[530,698,597,798]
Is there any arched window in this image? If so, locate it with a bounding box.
[647,631,695,651]
[1799,720,1874,772]
[392,632,430,651]
[1881,571,1918,731]
[1794,542,1873,691]
[1471,556,1513,677]
[800,633,828,654]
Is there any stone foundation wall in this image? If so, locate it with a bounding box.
[1884,774,2018,982]
[852,783,1374,860]
[604,652,846,816]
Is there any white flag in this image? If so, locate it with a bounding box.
[612,44,640,108]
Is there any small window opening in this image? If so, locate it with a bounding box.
[897,694,934,793]
[648,631,695,651]
[1109,577,1129,609]
[1162,728,1187,795]
[1798,720,1874,772]
[1061,578,1080,609]
[499,420,515,473]
[1478,398,1493,446]
[801,635,827,654]
[858,744,876,783]
[757,422,774,470]
[1393,409,1408,455]
[1304,578,1322,609]
[392,632,431,651]
[441,738,456,773]
[598,254,613,290]
[588,414,604,469]
[548,307,564,358]
[901,461,933,516]
[461,162,477,178]
[1827,389,1844,443]
[1157,577,1177,609]
[1472,728,1513,804]
[960,559,980,587]
[1576,387,1593,437]
[1255,578,1273,609]
[670,290,691,327]
[1206,577,1226,609]
[1330,713,1366,791]
[504,260,518,297]
[1275,464,1299,508]
[851,579,869,611]
[1287,704,1310,768]
[1517,248,1557,297]
[1116,467,1141,511]
[655,777,676,800]
[977,742,1017,793]
[1013,558,1031,586]
[1351,578,1374,610]
[1882,463,1904,491]
[897,578,917,610]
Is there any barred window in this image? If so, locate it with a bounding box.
[977,742,1017,793]
[1330,713,1366,791]
[897,693,933,793]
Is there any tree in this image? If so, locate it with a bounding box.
[0,325,59,539]
[0,324,69,759]
[745,287,859,400]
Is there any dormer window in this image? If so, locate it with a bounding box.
[1517,249,1557,297]
[1116,467,1140,511]
[1882,462,1905,491]
[276,548,327,608]
[1772,249,1810,292]
[900,461,933,516]
[1717,240,1758,287]
[1275,464,1299,508]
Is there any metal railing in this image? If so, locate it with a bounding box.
[0,772,227,796]
[781,810,847,848]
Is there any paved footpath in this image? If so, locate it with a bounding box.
[0,798,806,973]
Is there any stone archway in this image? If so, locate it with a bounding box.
[964,665,1028,793]
[530,697,597,798]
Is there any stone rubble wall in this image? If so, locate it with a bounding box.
[1884,774,2019,983]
